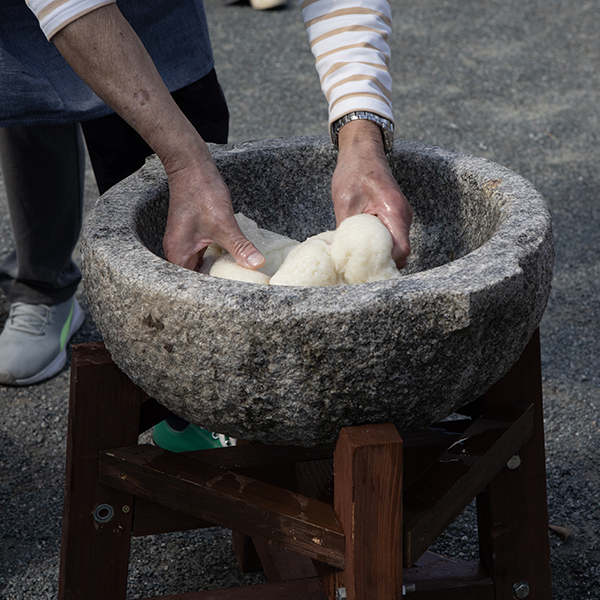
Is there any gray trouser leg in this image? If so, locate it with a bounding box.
[0,123,84,305]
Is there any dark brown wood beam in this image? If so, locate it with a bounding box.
[476,329,553,599]
[403,556,494,599]
[319,424,403,600]
[141,577,327,600]
[99,445,345,569]
[403,403,534,566]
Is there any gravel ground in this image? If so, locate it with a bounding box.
[1,0,600,598]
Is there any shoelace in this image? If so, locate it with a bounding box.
[8,302,50,335]
[214,432,237,447]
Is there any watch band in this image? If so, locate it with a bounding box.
[330,111,394,154]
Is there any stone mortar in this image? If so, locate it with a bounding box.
[81,136,554,446]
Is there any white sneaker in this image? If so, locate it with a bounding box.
[0,298,84,386]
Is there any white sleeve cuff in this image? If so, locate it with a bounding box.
[26,0,117,40]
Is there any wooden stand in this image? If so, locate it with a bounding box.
[58,330,552,600]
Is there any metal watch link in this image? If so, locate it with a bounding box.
[330,111,394,154]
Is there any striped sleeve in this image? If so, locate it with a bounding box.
[300,0,393,127]
[26,0,116,40]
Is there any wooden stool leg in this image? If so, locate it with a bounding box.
[321,424,403,600]
[476,329,553,599]
[58,342,145,600]
[232,531,263,574]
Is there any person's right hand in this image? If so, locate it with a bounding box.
[331,119,413,269]
[162,152,265,272]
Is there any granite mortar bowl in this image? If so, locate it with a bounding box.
[81,136,554,446]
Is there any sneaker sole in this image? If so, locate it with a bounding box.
[14,301,85,386]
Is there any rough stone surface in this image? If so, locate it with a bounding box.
[1,1,597,596]
[81,137,553,446]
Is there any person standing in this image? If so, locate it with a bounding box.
[0,0,412,387]
[0,0,230,385]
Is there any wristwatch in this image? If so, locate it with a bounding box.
[330,111,394,154]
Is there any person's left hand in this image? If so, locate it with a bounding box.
[331,119,413,268]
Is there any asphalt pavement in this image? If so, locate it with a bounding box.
[1,0,600,598]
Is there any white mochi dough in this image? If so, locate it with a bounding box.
[198,243,225,275]
[312,230,336,245]
[202,212,400,287]
[330,214,400,284]
[206,213,299,282]
[270,236,341,287]
[233,213,299,276]
[209,254,271,284]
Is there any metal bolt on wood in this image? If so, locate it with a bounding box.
[506,454,522,470]
[512,581,531,599]
[335,587,347,600]
[92,504,114,524]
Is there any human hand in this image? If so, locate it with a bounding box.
[53,5,264,274]
[163,150,265,272]
[331,119,413,268]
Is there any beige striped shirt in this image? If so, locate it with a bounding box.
[301,0,393,126]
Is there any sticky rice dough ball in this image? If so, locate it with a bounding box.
[204,214,299,283]
[233,213,299,277]
[269,236,341,287]
[198,243,225,275]
[331,214,400,284]
[202,212,399,286]
[209,254,272,284]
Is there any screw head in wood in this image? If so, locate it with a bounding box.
[506,454,522,470]
[513,581,531,598]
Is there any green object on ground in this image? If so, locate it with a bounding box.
[152,420,236,452]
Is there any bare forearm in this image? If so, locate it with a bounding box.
[52,4,211,172]
[53,4,263,271]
